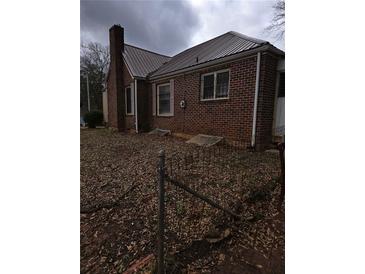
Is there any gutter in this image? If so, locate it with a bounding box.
[251,51,261,148]
[134,79,138,133]
[149,44,283,81]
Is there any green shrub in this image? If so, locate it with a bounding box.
[83,111,104,128]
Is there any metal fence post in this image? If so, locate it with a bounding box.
[278,142,285,212]
[158,150,165,274]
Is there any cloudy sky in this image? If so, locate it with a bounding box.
[81,0,284,56]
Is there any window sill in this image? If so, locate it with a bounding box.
[157,113,174,117]
[200,97,229,102]
[126,113,134,116]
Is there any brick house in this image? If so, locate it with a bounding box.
[105,25,285,149]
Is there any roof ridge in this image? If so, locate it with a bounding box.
[125,43,171,58]
[228,31,268,45]
[170,32,230,59]
[151,31,262,76]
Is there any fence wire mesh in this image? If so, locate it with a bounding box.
[158,141,283,271]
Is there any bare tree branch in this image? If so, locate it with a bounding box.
[80,41,110,113]
[80,41,110,79]
[265,0,285,41]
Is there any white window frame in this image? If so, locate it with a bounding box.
[200,69,230,101]
[157,83,172,117]
[125,86,134,115]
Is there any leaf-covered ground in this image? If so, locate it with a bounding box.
[80,129,284,273]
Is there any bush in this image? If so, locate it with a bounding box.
[83,111,104,128]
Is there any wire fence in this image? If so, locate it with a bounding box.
[164,141,265,209]
[156,142,285,273]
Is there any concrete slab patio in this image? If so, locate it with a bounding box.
[186,134,223,147]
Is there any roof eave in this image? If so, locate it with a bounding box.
[149,44,284,81]
[267,44,285,56]
[134,76,146,80]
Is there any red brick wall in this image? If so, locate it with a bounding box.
[108,43,280,148]
[107,58,135,129]
[108,63,149,131]
[107,25,125,130]
[122,62,135,130]
[256,53,278,149]
[107,68,118,129]
[149,51,280,149]
[150,55,256,147]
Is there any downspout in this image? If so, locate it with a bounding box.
[251,52,261,148]
[134,79,138,133]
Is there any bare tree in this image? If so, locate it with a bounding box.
[266,0,285,40]
[80,42,110,79]
[80,42,110,114]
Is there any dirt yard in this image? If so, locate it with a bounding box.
[80,129,284,273]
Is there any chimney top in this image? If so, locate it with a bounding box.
[110,24,122,30]
[109,25,124,53]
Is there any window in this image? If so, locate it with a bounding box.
[201,69,230,100]
[202,74,214,99]
[216,71,229,98]
[125,86,134,115]
[157,83,171,116]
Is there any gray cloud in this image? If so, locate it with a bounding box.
[188,0,284,50]
[81,0,202,56]
[81,0,284,57]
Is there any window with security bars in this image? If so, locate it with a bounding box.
[201,70,230,100]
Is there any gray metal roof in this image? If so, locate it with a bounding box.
[149,31,269,78]
[123,44,171,78]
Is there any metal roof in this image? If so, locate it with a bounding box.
[123,44,171,78]
[149,31,270,78]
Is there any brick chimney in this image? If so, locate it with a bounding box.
[107,25,125,131]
